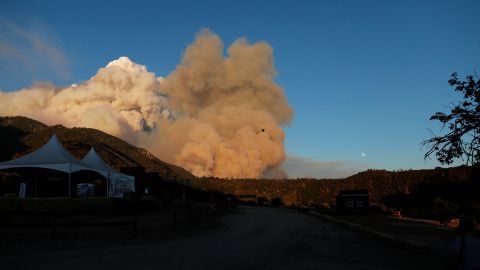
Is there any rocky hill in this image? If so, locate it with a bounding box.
[0,116,195,181]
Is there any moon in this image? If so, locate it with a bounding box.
[361,153,366,157]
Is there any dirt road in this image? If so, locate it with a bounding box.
[2,206,451,270]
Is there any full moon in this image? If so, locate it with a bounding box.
[361,153,366,157]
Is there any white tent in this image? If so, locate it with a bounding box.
[0,134,134,198]
[0,134,93,173]
[81,147,135,197]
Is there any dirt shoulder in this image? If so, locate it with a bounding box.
[308,210,460,257]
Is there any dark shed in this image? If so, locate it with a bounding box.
[336,189,369,211]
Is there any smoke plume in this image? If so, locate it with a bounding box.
[0,29,293,179]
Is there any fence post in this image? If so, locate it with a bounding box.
[187,207,191,231]
[206,207,210,225]
[172,210,176,232]
[133,213,138,238]
[51,212,57,239]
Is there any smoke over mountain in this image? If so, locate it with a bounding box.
[0,29,292,178]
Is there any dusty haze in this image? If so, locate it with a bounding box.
[0,29,293,178]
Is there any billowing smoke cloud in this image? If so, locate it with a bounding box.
[0,57,170,140]
[0,29,293,179]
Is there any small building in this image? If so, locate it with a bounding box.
[336,189,369,211]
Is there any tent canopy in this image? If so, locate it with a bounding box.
[82,147,125,177]
[0,134,97,173]
[0,134,135,197]
[81,147,135,196]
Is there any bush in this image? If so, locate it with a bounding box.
[433,197,459,221]
[270,197,284,207]
[256,196,269,206]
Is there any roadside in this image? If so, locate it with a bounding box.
[306,209,474,268]
[308,210,457,254]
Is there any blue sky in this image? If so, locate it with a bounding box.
[1,0,479,178]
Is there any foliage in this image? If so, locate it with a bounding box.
[423,72,480,166]
[191,167,472,207]
[256,196,269,205]
[433,197,459,220]
[270,197,284,207]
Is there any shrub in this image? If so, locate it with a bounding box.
[270,197,284,207]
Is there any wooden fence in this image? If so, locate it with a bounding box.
[0,205,217,239]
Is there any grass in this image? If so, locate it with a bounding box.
[317,211,462,258]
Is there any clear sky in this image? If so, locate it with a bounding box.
[1,0,479,178]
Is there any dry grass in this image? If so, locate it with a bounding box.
[323,212,461,257]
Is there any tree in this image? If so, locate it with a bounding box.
[270,197,284,207]
[423,72,480,166]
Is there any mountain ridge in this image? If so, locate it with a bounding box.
[1,116,477,210]
[0,116,195,181]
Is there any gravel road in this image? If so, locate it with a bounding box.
[2,206,450,270]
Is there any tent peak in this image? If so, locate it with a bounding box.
[47,133,62,145]
[86,146,100,156]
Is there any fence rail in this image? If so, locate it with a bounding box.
[0,205,217,239]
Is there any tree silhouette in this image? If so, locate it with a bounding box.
[423,72,480,166]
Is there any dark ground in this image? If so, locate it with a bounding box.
[319,212,459,255]
[1,206,456,270]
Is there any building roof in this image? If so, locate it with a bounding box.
[338,189,369,196]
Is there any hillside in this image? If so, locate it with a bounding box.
[0,116,195,181]
[1,116,478,215]
[191,166,477,210]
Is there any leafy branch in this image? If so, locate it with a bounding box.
[422,72,480,166]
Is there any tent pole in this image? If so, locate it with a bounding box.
[107,172,110,198]
[68,163,71,198]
